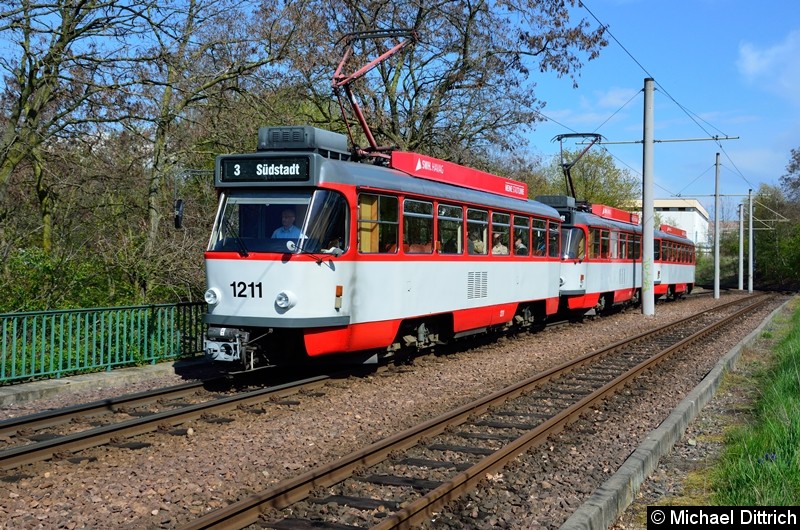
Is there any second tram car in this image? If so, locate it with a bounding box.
[538,195,695,315]
[540,195,643,314]
[202,126,563,371]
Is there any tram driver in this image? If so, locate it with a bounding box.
[272,208,303,239]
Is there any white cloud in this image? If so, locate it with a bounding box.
[738,29,800,105]
[596,87,640,109]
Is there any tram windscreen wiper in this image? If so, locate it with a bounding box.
[223,217,250,257]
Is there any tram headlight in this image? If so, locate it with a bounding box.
[275,290,297,309]
[204,288,221,306]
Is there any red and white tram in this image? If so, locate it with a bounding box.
[202,126,562,371]
[654,224,695,300]
[540,196,643,314]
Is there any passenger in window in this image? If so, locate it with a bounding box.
[534,239,546,256]
[492,233,508,255]
[468,229,486,254]
[514,237,528,255]
[272,208,302,239]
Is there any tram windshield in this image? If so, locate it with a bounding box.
[208,190,348,254]
[561,227,586,260]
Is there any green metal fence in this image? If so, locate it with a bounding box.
[0,302,207,385]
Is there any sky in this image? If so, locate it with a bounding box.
[525,0,800,219]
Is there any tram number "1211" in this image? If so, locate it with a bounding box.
[230,281,263,298]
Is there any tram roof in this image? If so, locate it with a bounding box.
[217,150,560,220]
[323,155,560,219]
[567,210,693,245]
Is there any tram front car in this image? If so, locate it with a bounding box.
[202,126,352,371]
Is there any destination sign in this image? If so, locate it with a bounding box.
[220,156,310,182]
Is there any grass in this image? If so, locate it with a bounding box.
[711,300,800,505]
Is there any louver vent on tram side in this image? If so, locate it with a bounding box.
[467,271,488,299]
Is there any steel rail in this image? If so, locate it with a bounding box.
[0,375,330,471]
[0,380,210,436]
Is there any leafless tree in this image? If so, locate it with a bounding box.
[119,0,313,297]
[287,0,607,168]
[0,0,152,251]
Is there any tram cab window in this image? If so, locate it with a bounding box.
[467,209,488,255]
[303,190,348,253]
[561,227,585,260]
[438,204,463,254]
[208,190,347,254]
[358,193,399,253]
[404,199,434,253]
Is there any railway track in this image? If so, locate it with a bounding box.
[0,374,332,471]
[176,293,771,530]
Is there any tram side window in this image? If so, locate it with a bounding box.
[532,219,546,256]
[513,216,530,256]
[599,230,610,259]
[633,235,641,260]
[438,204,463,254]
[358,193,398,253]
[610,231,619,259]
[548,220,560,258]
[404,199,434,253]
[467,209,488,255]
[654,240,661,261]
[588,228,598,258]
[619,233,629,259]
[491,212,510,255]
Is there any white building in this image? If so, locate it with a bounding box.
[628,198,710,250]
[654,198,710,248]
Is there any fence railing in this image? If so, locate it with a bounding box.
[1,302,207,386]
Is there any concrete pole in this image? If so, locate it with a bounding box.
[748,189,753,293]
[713,153,720,299]
[738,203,744,290]
[641,78,655,316]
